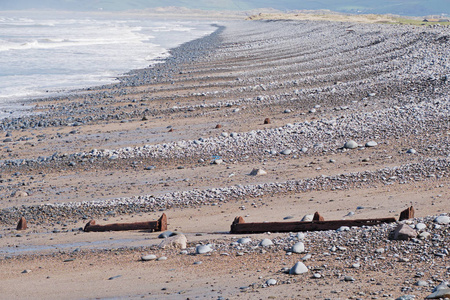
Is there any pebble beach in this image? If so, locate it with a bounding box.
[0,18,449,299]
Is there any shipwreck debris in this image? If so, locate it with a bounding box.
[230,207,414,234]
[84,213,167,232]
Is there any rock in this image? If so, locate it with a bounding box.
[250,168,267,176]
[418,231,431,239]
[301,214,313,222]
[266,279,277,286]
[221,132,229,137]
[141,254,157,261]
[375,248,385,254]
[336,226,350,232]
[157,256,167,261]
[351,263,360,268]
[16,217,27,230]
[13,191,28,197]
[237,238,252,244]
[395,296,416,300]
[390,223,417,240]
[415,223,427,230]
[433,281,450,292]
[300,147,308,153]
[21,269,31,274]
[3,138,13,142]
[313,273,321,279]
[263,118,271,124]
[301,254,312,261]
[196,245,212,254]
[259,239,273,247]
[365,141,378,147]
[406,148,416,154]
[344,140,358,149]
[281,149,292,155]
[284,109,291,113]
[344,276,355,282]
[296,232,305,240]
[415,280,429,287]
[158,234,187,249]
[158,231,174,238]
[434,215,450,224]
[212,159,223,165]
[292,242,305,254]
[289,261,308,275]
[426,289,450,299]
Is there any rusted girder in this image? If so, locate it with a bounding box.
[84,213,167,232]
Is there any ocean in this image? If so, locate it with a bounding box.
[0,11,215,118]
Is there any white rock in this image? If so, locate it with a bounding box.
[141,254,157,261]
[196,245,212,254]
[302,254,312,261]
[237,238,252,244]
[434,216,450,225]
[406,148,416,154]
[292,242,305,254]
[250,168,267,176]
[296,232,305,240]
[157,256,167,261]
[415,223,427,230]
[344,140,358,149]
[365,141,378,147]
[281,149,292,155]
[301,214,313,222]
[212,159,223,165]
[266,279,277,286]
[336,226,350,232]
[289,261,308,275]
[259,239,273,247]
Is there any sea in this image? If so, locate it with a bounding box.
[0,11,216,118]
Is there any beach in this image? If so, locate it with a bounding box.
[0,18,449,299]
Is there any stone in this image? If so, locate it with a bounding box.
[21,270,31,274]
[237,238,252,244]
[426,289,450,299]
[16,217,27,230]
[434,215,450,224]
[375,248,385,254]
[418,231,431,239]
[266,279,277,286]
[301,254,312,261]
[250,168,267,176]
[351,263,360,268]
[301,214,313,222]
[313,273,321,279]
[296,232,305,240]
[415,223,427,230]
[259,239,273,247]
[158,231,174,238]
[196,245,212,254]
[336,226,350,232]
[344,276,355,282]
[158,234,187,249]
[415,280,429,287]
[281,149,292,155]
[395,296,416,300]
[212,159,223,165]
[289,262,308,275]
[263,118,271,124]
[365,141,378,147]
[13,191,28,197]
[141,254,157,261]
[292,242,305,254]
[344,140,358,149]
[390,224,417,240]
[406,148,416,154]
[157,256,167,261]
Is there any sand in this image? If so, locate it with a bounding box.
[0,17,449,300]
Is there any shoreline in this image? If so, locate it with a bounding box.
[0,18,449,299]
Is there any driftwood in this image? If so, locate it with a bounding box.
[230,207,414,234]
[84,213,167,232]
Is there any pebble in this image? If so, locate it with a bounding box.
[289,261,308,275]
[415,223,427,230]
[406,148,417,154]
[291,241,305,253]
[280,149,292,155]
[301,254,312,261]
[196,245,212,254]
[266,279,277,286]
[344,276,355,282]
[237,238,252,244]
[336,226,350,232]
[344,140,358,149]
[157,256,167,261]
[434,215,450,224]
[365,141,378,147]
[158,231,174,238]
[259,238,273,247]
[141,254,157,261]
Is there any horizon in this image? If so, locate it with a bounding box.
[0,0,449,17]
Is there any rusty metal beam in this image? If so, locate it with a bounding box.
[84,213,167,232]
